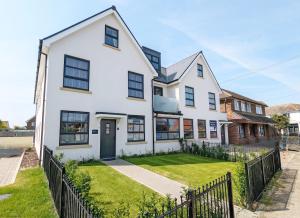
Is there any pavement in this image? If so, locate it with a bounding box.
[258,150,300,218]
[102,158,187,199]
[0,148,24,186]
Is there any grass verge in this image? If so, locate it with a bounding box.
[0,167,57,218]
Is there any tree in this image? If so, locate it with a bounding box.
[14,125,26,130]
[0,120,8,130]
[271,114,289,134]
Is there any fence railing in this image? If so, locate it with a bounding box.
[182,140,276,162]
[42,146,96,218]
[244,148,281,204]
[156,172,234,218]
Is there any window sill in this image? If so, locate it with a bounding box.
[103,43,121,51]
[209,109,218,112]
[185,105,196,109]
[126,141,148,145]
[127,97,146,102]
[155,140,179,143]
[60,87,92,94]
[56,144,92,150]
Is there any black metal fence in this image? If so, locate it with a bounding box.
[244,148,281,203]
[182,140,276,162]
[156,172,234,218]
[43,146,96,218]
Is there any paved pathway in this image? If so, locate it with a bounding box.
[258,151,300,218]
[0,149,23,186]
[102,159,187,199]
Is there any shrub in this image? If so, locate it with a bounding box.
[113,201,130,218]
[233,161,247,207]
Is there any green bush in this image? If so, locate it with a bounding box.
[113,201,130,218]
[233,162,247,207]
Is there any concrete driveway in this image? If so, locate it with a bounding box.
[0,148,24,186]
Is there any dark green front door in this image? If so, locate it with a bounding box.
[100,119,116,160]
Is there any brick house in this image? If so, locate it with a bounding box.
[220,89,277,145]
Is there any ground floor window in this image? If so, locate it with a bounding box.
[59,111,89,145]
[258,125,265,136]
[127,115,145,142]
[198,119,206,138]
[156,117,180,140]
[239,124,246,138]
[184,119,193,139]
[209,120,217,138]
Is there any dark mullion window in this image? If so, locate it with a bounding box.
[185,86,194,106]
[154,86,163,96]
[128,72,144,99]
[208,92,216,110]
[197,64,203,77]
[63,55,90,90]
[59,111,89,145]
[209,120,218,138]
[105,25,119,48]
[239,124,246,138]
[198,119,207,138]
[127,115,145,142]
[156,117,180,140]
[184,119,194,139]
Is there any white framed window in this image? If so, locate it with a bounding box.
[241,101,246,112]
[246,103,252,112]
[234,99,240,111]
[256,105,263,114]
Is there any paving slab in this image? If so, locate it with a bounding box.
[0,154,23,186]
[258,151,300,218]
[102,158,187,199]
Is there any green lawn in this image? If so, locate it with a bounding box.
[79,161,162,217]
[124,153,238,188]
[0,167,57,218]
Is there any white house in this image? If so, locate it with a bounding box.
[284,111,300,136]
[34,6,229,161]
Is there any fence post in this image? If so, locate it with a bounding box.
[244,163,250,206]
[60,167,65,218]
[226,172,235,218]
[277,148,282,170]
[187,190,195,218]
[234,147,237,162]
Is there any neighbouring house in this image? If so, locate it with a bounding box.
[26,116,36,130]
[34,6,229,161]
[266,103,300,136]
[220,89,277,145]
[0,120,9,130]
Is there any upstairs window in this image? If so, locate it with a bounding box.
[154,86,163,96]
[127,115,145,142]
[246,103,252,112]
[197,64,203,77]
[63,55,90,90]
[198,119,206,138]
[105,25,118,48]
[59,111,89,145]
[156,118,180,140]
[208,92,216,110]
[234,99,241,111]
[256,105,263,114]
[185,86,195,106]
[209,120,217,138]
[184,119,194,139]
[128,72,144,99]
[241,101,246,112]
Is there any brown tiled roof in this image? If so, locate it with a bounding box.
[231,112,274,124]
[221,89,268,106]
[266,103,300,116]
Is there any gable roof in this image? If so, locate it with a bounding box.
[154,51,222,92]
[34,6,158,102]
[221,89,268,106]
[265,103,300,116]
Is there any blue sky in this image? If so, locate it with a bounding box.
[1,0,300,126]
